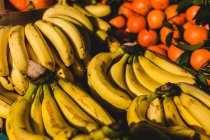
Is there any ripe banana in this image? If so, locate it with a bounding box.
[25,41,40,64]
[138,55,196,85]
[163,96,186,127]
[45,17,87,60]
[180,93,210,136]
[127,96,143,126]
[10,63,29,95]
[35,20,74,66]
[87,50,132,111]
[144,50,196,79]
[109,53,130,91]
[31,86,45,134]
[42,5,93,32]
[0,117,3,132]
[9,25,28,75]
[25,23,55,71]
[85,4,111,17]
[58,79,115,125]
[0,99,11,118]
[0,94,13,106]
[42,84,77,139]
[177,82,210,108]
[71,58,85,79]
[51,82,99,133]
[147,98,165,126]
[125,56,152,96]
[10,83,50,140]
[5,106,16,140]
[0,84,21,102]
[0,26,11,76]
[173,96,204,134]
[132,55,161,92]
[72,3,110,32]
[0,76,15,91]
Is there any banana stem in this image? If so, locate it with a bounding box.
[23,83,38,101]
[155,83,182,97]
[110,48,124,59]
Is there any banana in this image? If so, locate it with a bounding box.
[0,89,21,102]
[25,23,55,71]
[0,76,15,91]
[10,63,29,95]
[0,94,13,106]
[132,55,161,92]
[0,117,3,132]
[42,84,77,139]
[179,93,210,136]
[144,50,196,79]
[138,55,196,85]
[176,82,210,108]
[45,17,87,60]
[108,37,121,53]
[125,56,152,96]
[58,79,115,125]
[0,99,11,118]
[126,96,143,126]
[85,4,111,17]
[147,98,165,126]
[71,58,85,79]
[109,53,130,91]
[31,86,45,134]
[10,83,50,140]
[163,96,186,127]
[72,3,110,32]
[173,96,204,134]
[42,5,93,32]
[95,29,109,44]
[25,41,40,64]
[5,105,16,140]
[9,25,28,75]
[35,20,74,66]
[51,82,99,133]
[0,26,11,76]
[87,50,132,111]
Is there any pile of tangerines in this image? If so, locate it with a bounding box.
[107,0,210,86]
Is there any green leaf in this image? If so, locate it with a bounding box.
[166,32,173,47]
[183,66,198,75]
[197,73,208,85]
[177,0,193,13]
[177,43,204,51]
[176,51,191,67]
[192,0,204,5]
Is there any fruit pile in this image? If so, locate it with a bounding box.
[108,0,210,87]
[0,0,210,139]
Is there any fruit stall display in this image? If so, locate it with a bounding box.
[0,0,209,140]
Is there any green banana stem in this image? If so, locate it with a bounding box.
[110,48,124,59]
[35,85,43,100]
[23,83,38,101]
[155,83,182,97]
[101,122,123,138]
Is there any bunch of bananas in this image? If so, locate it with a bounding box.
[87,47,196,111]
[127,82,210,140]
[0,2,111,96]
[5,78,118,140]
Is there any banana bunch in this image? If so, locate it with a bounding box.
[6,79,115,140]
[87,48,196,111]
[127,82,210,140]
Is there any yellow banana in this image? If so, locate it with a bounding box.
[147,98,165,126]
[0,117,3,132]
[45,17,87,60]
[42,5,93,32]
[9,25,28,75]
[0,99,11,118]
[10,83,50,140]
[5,105,16,140]
[132,56,161,92]
[125,56,152,96]
[180,93,210,136]
[0,84,21,102]
[0,26,11,76]
[35,20,74,66]
[25,23,55,71]
[177,82,210,108]
[25,41,40,64]
[10,63,29,95]
[0,76,15,91]
[109,53,130,91]
[31,86,45,134]
[71,58,85,79]
[144,50,196,79]
[72,3,110,32]
[163,96,186,127]
[0,94,14,106]
[138,55,196,85]
[85,4,111,17]
[42,84,76,139]
[126,96,143,126]
[173,96,204,134]
[51,82,99,133]
[58,79,115,125]
[87,50,132,111]
[108,37,121,53]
